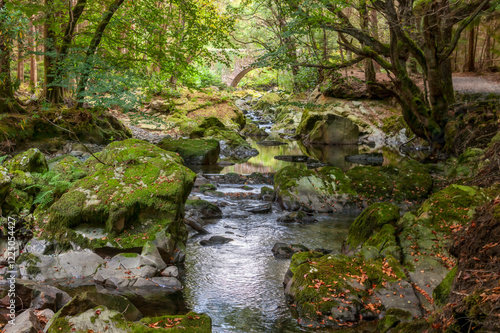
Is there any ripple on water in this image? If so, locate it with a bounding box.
[184,199,356,332]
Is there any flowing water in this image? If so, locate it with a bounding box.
[183,135,364,332]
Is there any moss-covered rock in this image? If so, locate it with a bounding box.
[5,148,48,173]
[189,117,257,162]
[274,165,356,212]
[157,138,220,165]
[185,199,222,220]
[0,165,11,202]
[433,265,457,306]
[397,184,493,311]
[49,155,89,182]
[255,92,281,110]
[297,109,359,145]
[272,104,302,133]
[347,203,400,249]
[47,139,196,251]
[240,122,269,137]
[285,251,407,328]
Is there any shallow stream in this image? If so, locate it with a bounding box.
[183,135,363,332]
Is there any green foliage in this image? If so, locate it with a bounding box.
[25,171,73,209]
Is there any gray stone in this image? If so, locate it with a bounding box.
[3,309,43,333]
[30,284,71,312]
[161,266,179,278]
[200,236,233,246]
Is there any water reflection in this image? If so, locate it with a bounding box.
[183,194,356,332]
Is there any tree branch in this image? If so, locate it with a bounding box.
[441,0,490,61]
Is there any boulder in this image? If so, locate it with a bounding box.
[274,165,356,212]
[200,236,233,246]
[240,123,269,137]
[189,117,258,162]
[185,199,222,220]
[255,92,281,110]
[157,138,220,165]
[297,109,359,145]
[347,203,400,249]
[272,242,309,259]
[241,202,272,214]
[3,309,43,333]
[0,166,11,202]
[4,148,48,174]
[30,284,72,312]
[18,250,105,280]
[47,139,196,252]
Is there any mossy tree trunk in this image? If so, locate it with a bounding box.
[44,0,88,104]
[0,0,23,114]
[318,0,490,150]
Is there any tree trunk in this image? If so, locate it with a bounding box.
[17,39,24,83]
[466,27,476,72]
[44,0,64,103]
[29,19,37,92]
[76,0,126,107]
[360,1,376,96]
[370,10,380,73]
[0,0,23,113]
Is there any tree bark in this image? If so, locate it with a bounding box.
[360,1,376,96]
[466,27,476,72]
[29,19,37,92]
[17,39,24,83]
[0,0,23,113]
[76,0,126,107]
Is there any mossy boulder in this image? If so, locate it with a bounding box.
[47,139,196,251]
[285,251,408,328]
[240,122,269,137]
[274,165,355,212]
[49,155,89,182]
[272,104,302,133]
[157,138,220,165]
[255,92,281,110]
[0,165,11,202]
[185,199,222,220]
[297,109,359,145]
[189,117,257,162]
[274,162,431,213]
[347,203,400,249]
[397,184,492,311]
[5,148,48,173]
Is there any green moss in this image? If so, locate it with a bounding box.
[348,203,400,248]
[346,166,395,200]
[157,138,219,165]
[18,253,42,277]
[47,139,195,250]
[5,148,49,173]
[288,252,406,320]
[394,160,432,201]
[121,252,139,258]
[198,183,217,193]
[433,266,457,306]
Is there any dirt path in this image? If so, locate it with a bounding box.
[453,76,500,95]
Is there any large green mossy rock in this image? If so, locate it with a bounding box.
[5,148,48,173]
[47,139,196,250]
[274,165,355,212]
[189,117,257,162]
[49,155,89,182]
[255,92,281,110]
[347,203,400,248]
[397,184,494,311]
[157,138,220,165]
[274,161,432,212]
[272,104,302,133]
[297,109,359,145]
[285,251,414,328]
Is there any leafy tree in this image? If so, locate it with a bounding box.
[0,0,26,113]
[294,0,493,150]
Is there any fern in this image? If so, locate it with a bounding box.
[0,155,8,164]
[26,171,74,209]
